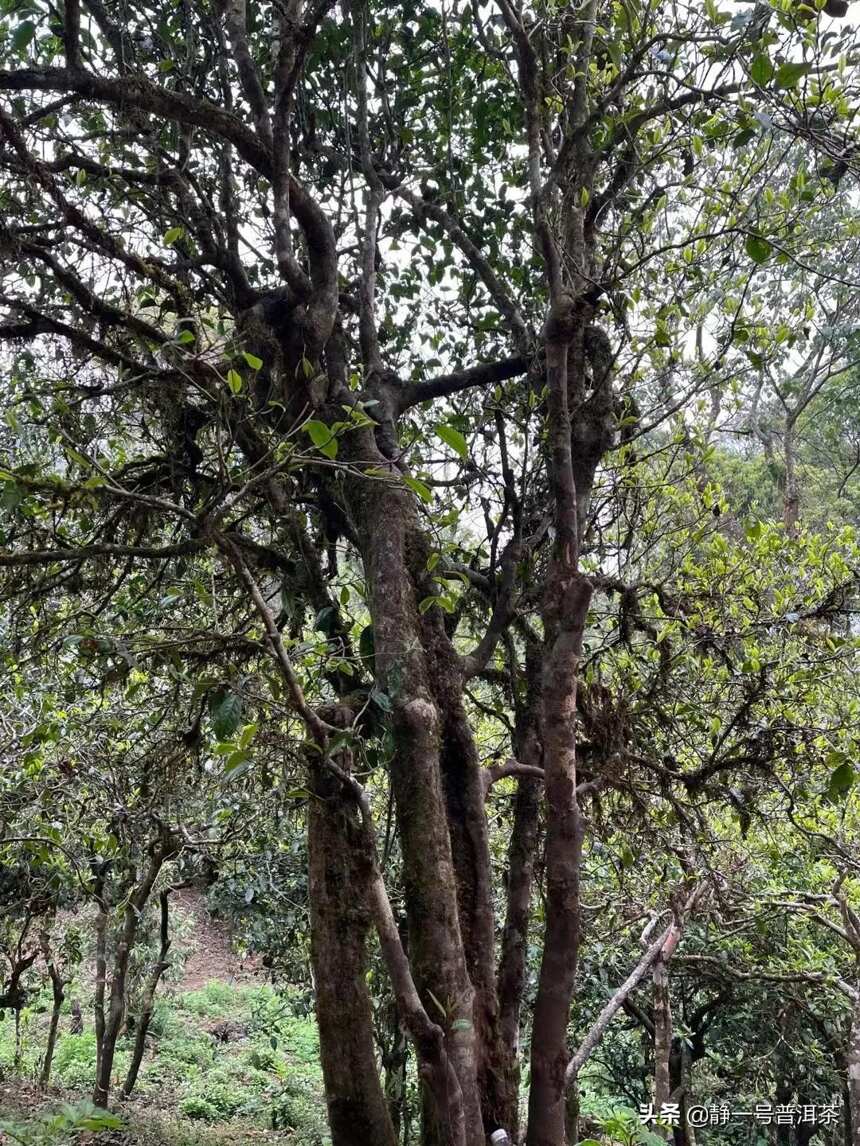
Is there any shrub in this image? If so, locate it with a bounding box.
[51,1032,98,1088]
[178,1067,260,1121]
[247,988,320,1066]
[269,1085,329,1143]
[0,1101,122,1144]
[178,1095,219,1122]
[179,981,243,1018]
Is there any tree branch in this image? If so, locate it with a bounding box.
[397,354,530,413]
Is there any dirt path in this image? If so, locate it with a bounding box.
[172,889,264,991]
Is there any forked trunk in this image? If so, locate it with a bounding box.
[38,931,65,1088]
[93,846,166,1107]
[121,889,172,1099]
[343,449,485,1146]
[423,613,506,1134]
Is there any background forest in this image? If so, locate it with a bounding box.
[1,0,860,1144]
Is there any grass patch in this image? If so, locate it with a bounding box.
[0,981,330,1145]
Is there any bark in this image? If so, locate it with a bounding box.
[497,664,543,1139]
[223,501,468,1146]
[652,956,672,1125]
[93,866,108,1085]
[565,1082,581,1145]
[527,317,593,1146]
[844,1081,853,1146]
[38,930,66,1088]
[382,999,410,1139]
[307,755,398,1146]
[423,612,505,1134]
[847,993,860,1146]
[330,761,470,1146]
[4,949,39,1070]
[565,921,677,1088]
[365,853,468,1146]
[670,1040,695,1146]
[775,1081,792,1146]
[783,420,800,536]
[93,845,167,1107]
[121,888,172,1099]
[342,441,485,1146]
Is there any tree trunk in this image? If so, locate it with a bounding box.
[775,1082,792,1146]
[14,1009,22,1070]
[382,1000,410,1139]
[121,889,172,1099]
[652,956,672,1132]
[497,696,542,1139]
[6,950,38,1071]
[343,449,485,1146]
[93,868,108,1086]
[308,755,398,1146]
[93,846,166,1108]
[423,613,506,1134]
[527,322,593,1146]
[38,931,65,1089]
[783,421,799,536]
[843,1081,852,1146]
[669,1039,694,1146]
[565,1080,581,1145]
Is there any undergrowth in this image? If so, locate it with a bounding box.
[0,982,329,1145]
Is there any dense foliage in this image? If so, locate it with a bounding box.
[1,0,860,1144]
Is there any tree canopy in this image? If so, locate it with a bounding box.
[1,1,860,1145]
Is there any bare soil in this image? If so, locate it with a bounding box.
[171,889,265,992]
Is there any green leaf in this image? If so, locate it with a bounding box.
[359,625,375,666]
[304,419,338,459]
[209,689,243,740]
[828,760,855,801]
[750,54,773,86]
[314,605,337,635]
[163,226,183,245]
[238,723,258,750]
[435,424,468,459]
[775,62,811,89]
[12,21,35,52]
[227,368,243,394]
[403,474,432,503]
[75,168,88,187]
[745,234,772,264]
[224,749,250,774]
[242,351,263,370]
